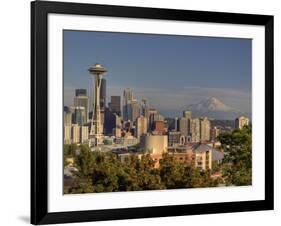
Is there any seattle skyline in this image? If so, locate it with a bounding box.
[64,30,252,117]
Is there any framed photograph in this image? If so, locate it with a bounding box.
[31,1,274,224]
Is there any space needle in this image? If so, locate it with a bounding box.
[88,63,107,147]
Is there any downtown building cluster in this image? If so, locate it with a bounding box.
[64,64,250,171]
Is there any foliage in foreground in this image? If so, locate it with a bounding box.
[64,145,220,194]
[218,126,252,186]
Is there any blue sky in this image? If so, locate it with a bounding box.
[64,30,252,117]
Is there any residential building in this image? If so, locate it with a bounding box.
[235,116,250,129]
[64,126,72,144]
[200,117,210,141]
[71,124,81,144]
[191,118,200,142]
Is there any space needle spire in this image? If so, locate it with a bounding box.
[88,63,107,147]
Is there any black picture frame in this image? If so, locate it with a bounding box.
[31,0,274,225]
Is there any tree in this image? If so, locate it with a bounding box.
[218,126,252,186]
[74,145,94,177]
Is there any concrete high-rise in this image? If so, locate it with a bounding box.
[74,89,89,122]
[88,63,107,146]
[200,117,210,141]
[191,118,200,142]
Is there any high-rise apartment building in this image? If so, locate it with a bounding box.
[200,117,210,141]
[179,110,192,140]
[191,118,200,142]
[191,117,210,142]
[235,116,250,129]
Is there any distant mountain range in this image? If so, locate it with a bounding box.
[187,97,249,120]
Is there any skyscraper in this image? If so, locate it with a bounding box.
[100,78,106,110]
[75,89,87,97]
[100,79,106,126]
[131,99,139,122]
[104,107,116,135]
[181,110,192,139]
[74,89,89,122]
[73,106,86,126]
[141,98,149,118]
[110,96,121,116]
[123,88,133,121]
[136,116,148,140]
[200,117,210,141]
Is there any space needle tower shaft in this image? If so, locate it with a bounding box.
[88,63,107,146]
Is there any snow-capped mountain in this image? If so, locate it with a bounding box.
[187,97,246,120]
[188,97,235,112]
